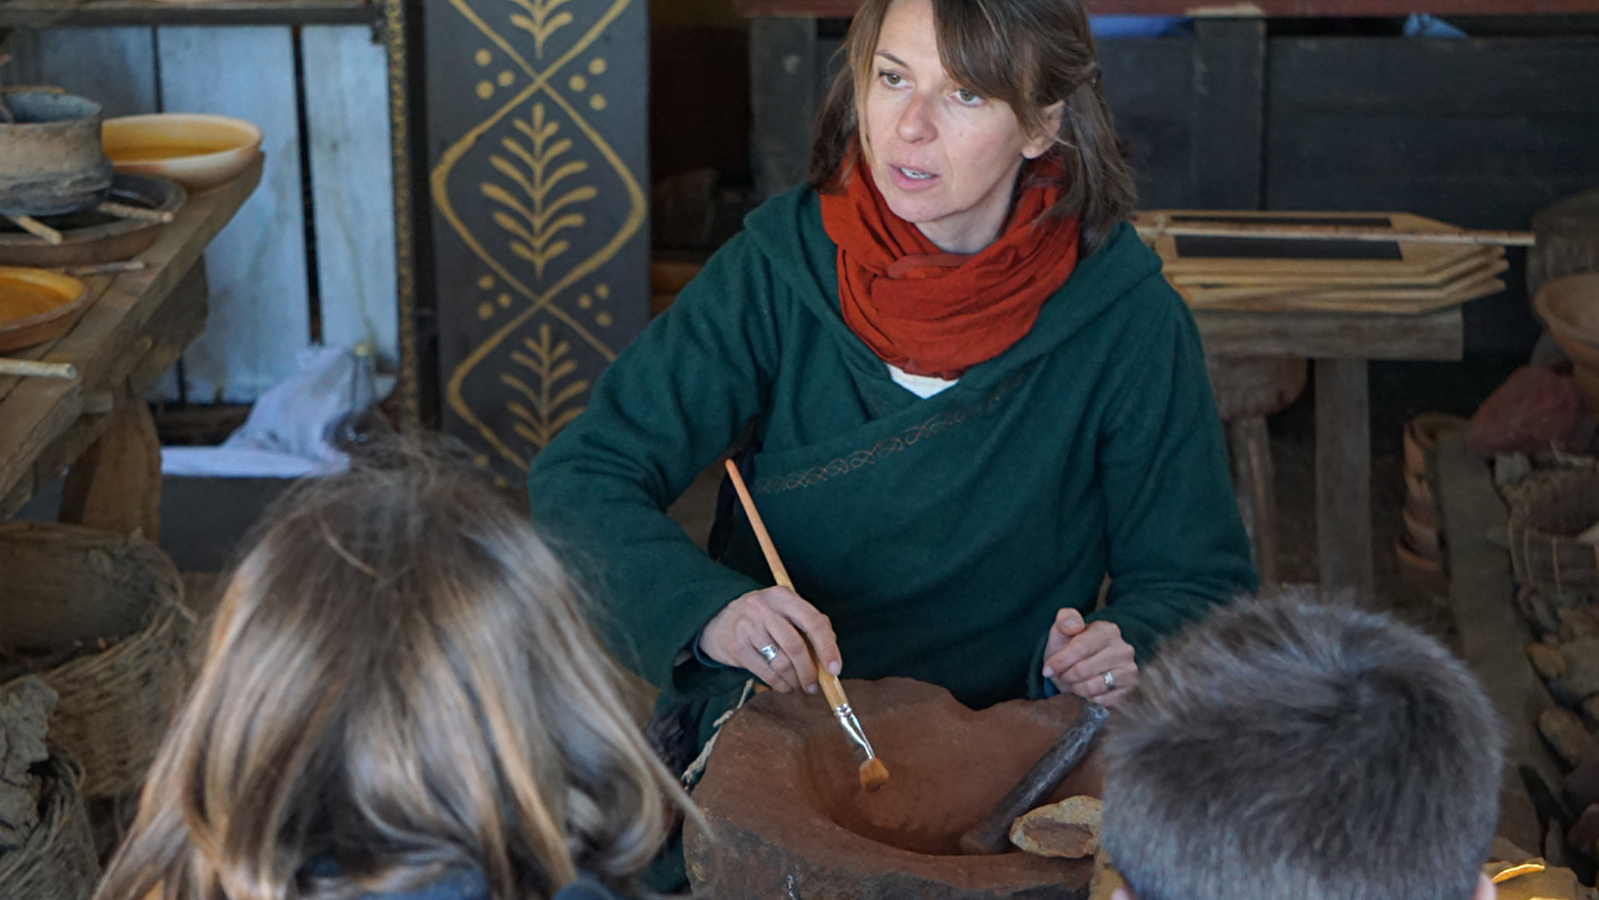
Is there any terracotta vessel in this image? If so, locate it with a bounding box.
[0,91,114,217]
[687,678,1099,900]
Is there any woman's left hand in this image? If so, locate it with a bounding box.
[1042,608,1137,705]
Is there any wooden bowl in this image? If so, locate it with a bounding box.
[0,175,185,268]
[102,113,262,193]
[0,267,90,352]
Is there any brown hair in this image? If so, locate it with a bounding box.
[96,442,693,900]
[809,0,1136,255]
[1100,593,1504,900]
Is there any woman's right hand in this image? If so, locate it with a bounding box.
[697,587,842,694]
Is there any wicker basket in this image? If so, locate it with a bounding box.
[0,522,194,799]
[1506,470,1599,593]
[0,754,100,900]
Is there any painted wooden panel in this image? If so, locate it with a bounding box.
[3,27,159,117]
[425,0,650,485]
[157,26,311,403]
[302,25,400,365]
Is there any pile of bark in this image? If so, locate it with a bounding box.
[0,679,56,858]
[1523,598,1599,866]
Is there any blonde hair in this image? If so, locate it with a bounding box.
[96,443,692,900]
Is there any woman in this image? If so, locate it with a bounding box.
[96,446,693,900]
[528,0,1254,766]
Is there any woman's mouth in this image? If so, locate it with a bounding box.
[887,164,938,191]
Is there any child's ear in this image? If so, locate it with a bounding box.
[1474,872,1496,900]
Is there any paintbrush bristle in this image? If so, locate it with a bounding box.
[858,756,889,792]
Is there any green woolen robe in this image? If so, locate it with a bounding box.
[527,185,1257,741]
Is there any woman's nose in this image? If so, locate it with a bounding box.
[896,93,936,142]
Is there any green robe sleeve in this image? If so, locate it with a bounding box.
[1087,283,1259,659]
[525,232,782,696]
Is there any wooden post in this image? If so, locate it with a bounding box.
[1190,17,1265,210]
[1227,415,1278,587]
[749,15,817,198]
[59,395,162,542]
[1313,357,1373,599]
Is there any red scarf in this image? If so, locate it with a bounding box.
[819,153,1081,379]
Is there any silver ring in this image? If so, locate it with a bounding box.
[1102,670,1115,690]
[758,643,779,663]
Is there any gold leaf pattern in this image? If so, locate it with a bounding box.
[481,103,595,281]
[505,0,573,58]
[502,323,590,449]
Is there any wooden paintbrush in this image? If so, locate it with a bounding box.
[723,458,889,793]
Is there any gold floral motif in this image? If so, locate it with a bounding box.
[505,0,573,58]
[481,103,596,281]
[502,323,589,449]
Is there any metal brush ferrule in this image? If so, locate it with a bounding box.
[832,703,877,762]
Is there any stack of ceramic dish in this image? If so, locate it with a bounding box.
[1136,210,1510,314]
[1395,413,1466,596]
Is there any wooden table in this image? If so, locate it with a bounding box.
[0,155,264,537]
[1193,305,1462,599]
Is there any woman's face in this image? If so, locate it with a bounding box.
[860,0,1057,254]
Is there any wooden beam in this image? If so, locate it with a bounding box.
[1314,358,1373,599]
[1435,430,1565,851]
[735,0,1599,17]
[1193,305,1463,360]
[0,0,377,28]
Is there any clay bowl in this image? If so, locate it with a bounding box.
[102,113,262,193]
[0,267,90,352]
[1535,273,1599,373]
[688,678,1099,900]
[0,175,185,268]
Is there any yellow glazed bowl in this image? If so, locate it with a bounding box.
[102,113,263,193]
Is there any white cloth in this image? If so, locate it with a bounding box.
[160,344,391,478]
[888,364,959,398]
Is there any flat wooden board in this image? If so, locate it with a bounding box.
[1168,244,1505,287]
[303,25,400,363]
[1141,210,1486,280]
[159,26,310,402]
[1175,256,1510,313]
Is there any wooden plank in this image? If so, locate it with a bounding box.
[2,27,158,118]
[158,26,310,403]
[1435,431,1565,815]
[302,25,399,363]
[750,16,817,198]
[1099,39,1197,210]
[1314,357,1373,599]
[1193,305,1463,360]
[733,0,1599,17]
[58,394,162,540]
[0,158,260,518]
[0,0,377,29]
[1190,18,1263,210]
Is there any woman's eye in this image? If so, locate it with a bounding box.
[880,71,904,86]
[954,89,982,105]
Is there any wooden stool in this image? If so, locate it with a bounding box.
[1206,356,1307,587]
